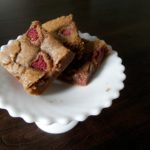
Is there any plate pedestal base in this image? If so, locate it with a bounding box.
[36,121,78,134]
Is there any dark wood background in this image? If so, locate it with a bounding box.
[0,0,150,149]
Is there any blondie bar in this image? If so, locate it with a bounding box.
[59,39,111,85]
[42,14,84,59]
[0,21,74,95]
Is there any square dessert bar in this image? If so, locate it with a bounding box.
[59,39,111,85]
[0,21,74,95]
[42,14,85,59]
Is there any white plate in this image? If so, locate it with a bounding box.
[0,33,126,133]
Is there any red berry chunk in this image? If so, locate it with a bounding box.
[94,47,105,62]
[74,73,88,86]
[60,27,72,36]
[31,54,47,71]
[27,27,39,41]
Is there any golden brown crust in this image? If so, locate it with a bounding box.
[16,35,40,67]
[52,49,75,78]
[25,76,52,95]
[4,62,25,79]
[42,14,84,50]
[42,14,73,32]
[41,33,72,65]
[20,68,45,88]
[0,40,21,65]
[2,62,45,89]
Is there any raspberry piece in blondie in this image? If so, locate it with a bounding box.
[27,27,39,41]
[26,21,43,46]
[31,51,52,72]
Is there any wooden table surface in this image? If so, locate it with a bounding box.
[0,0,150,149]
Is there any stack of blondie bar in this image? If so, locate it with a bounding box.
[0,14,111,95]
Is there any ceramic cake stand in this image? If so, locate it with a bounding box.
[0,33,126,134]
